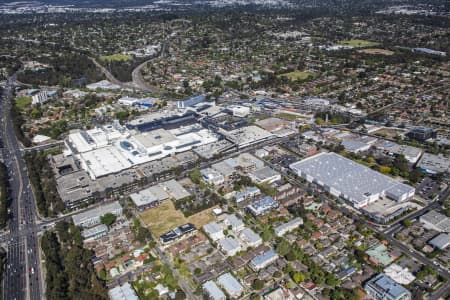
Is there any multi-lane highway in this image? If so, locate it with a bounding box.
[1,74,42,300]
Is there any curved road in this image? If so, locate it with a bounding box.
[90,40,168,93]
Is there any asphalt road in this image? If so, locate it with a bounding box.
[1,74,42,300]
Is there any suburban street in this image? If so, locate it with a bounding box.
[1,74,42,300]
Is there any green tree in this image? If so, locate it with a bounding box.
[293,272,305,283]
[100,213,116,226]
[252,279,265,290]
[276,239,291,256]
[261,227,273,242]
[189,169,201,184]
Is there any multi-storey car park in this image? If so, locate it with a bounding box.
[289,152,415,208]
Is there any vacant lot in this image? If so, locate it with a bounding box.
[275,113,299,121]
[339,39,380,47]
[100,53,132,62]
[358,48,395,56]
[15,96,32,110]
[372,128,405,139]
[140,200,216,237]
[277,70,315,81]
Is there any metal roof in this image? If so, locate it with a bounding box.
[250,249,278,267]
[72,201,122,226]
[217,273,243,296]
[428,233,450,250]
[202,281,226,300]
[290,152,414,205]
[366,273,411,300]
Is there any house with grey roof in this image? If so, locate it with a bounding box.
[203,222,225,241]
[202,281,226,300]
[239,228,262,248]
[218,237,242,257]
[217,273,244,298]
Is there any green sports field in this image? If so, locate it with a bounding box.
[100,53,132,62]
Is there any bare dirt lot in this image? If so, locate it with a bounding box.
[139,200,216,237]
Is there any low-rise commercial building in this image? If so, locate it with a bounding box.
[201,168,225,185]
[417,153,450,174]
[376,142,422,164]
[249,167,281,184]
[341,139,371,153]
[419,210,450,232]
[224,126,274,149]
[224,153,265,173]
[290,152,415,208]
[428,233,450,250]
[229,105,251,117]
[130,185,169,211]
[81,224,108,240]
[211,161,235,179]
[72,201,123,228]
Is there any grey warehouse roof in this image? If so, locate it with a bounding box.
[290,152,414,205]
[420,210,450,232]
[251,166,280,181]
[428,233,450,250]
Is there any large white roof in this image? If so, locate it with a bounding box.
[80,146,132,179]
[290,152,414,204]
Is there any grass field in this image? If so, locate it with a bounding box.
[139,201,216,237]
[339,39,380,47]
[358,48,394,56]
[15,96,32,110]
[100,53,132,62]
[277,70,315,81]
